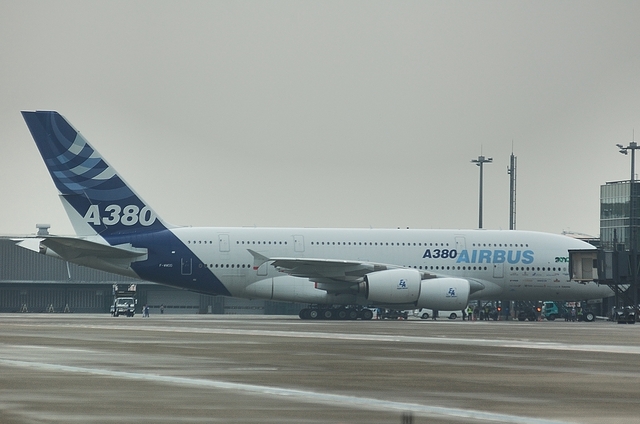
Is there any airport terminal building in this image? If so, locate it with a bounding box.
[600,180,640,251]
[0,238,302,315]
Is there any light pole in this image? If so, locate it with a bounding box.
[617,141,639,316]
[507,150,517,230]
[471,155,493,229]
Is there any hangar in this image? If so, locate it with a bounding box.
[0,237,302,315]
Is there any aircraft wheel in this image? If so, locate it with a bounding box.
[360,309,374,320]
[337,309,348,320]
[348,310,359,320]
[299,309,310,319]
[308,309,319,319]
[323,309,333,320]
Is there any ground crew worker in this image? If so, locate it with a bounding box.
[466,305,474,321]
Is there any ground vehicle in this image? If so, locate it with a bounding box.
[517,308,538,321]
[515,301,541,321]
[612,306,637,324]
[542,301,596,322]
[378,309,409,319]
[541,301,565,321]
[414,308,462,320]
[110,284,137,317]
[111,297,136,317]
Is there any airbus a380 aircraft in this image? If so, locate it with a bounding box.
[18,111,613,319]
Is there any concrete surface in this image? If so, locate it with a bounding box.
[1,314,639,423]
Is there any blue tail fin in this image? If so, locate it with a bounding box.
[22,111,169,239]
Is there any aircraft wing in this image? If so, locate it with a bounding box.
[248,249,432,284]
[270,257,401,283]
[247,249,485,294]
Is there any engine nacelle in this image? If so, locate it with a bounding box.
[416,278,470,310]
[361,269,422,304]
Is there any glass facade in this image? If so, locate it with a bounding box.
[600,181,640,251]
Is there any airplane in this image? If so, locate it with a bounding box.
[17,111,613,320]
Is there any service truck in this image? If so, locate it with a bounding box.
[542,301,596,322]
[110,284,137,317]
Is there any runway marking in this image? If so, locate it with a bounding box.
[63,324,640,355]
[0,357,568,424]
[4,341,636,380]
[6,321,640,355]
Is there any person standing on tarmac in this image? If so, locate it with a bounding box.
[466,305,474,321]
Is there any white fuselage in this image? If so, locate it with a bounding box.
[167,227,612,304]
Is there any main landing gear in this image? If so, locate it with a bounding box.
[298,306,374,320]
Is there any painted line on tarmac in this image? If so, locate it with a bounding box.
[0,357,568,424]
[11,320,640,355]
[69,323,640,355]
[6,321,640,355]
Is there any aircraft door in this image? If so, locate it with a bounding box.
[160,233,192,276]
[581,258,593,279]
[455,236,466,252]
[493,263,504,278]
[218,234,230,252]
[257,262,269,276]
[181,258,193,275]
[294,235,305,252]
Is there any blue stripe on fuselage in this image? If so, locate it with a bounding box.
[105,230,231,297]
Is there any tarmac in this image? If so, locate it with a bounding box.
[1,314,640,424]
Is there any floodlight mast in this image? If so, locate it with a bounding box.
[471,155,493,229]
[507,149,517,230]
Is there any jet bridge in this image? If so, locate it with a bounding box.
[568,249,599,282]
[570,248,638,322]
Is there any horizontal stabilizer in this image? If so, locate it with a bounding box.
[40,236,148,261]
[16,236,147,276]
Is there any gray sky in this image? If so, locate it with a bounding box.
[2,0,640,237]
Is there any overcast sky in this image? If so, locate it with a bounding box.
[2,1,640,237]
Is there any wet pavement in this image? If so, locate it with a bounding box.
[0,314,638,423]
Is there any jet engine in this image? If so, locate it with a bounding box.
[416,277,470,310]
[360,269,470,310]
[361,268,422,304]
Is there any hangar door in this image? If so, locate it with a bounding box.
[147,289,200,314]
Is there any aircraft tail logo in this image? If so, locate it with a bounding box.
[22,111,169,239]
